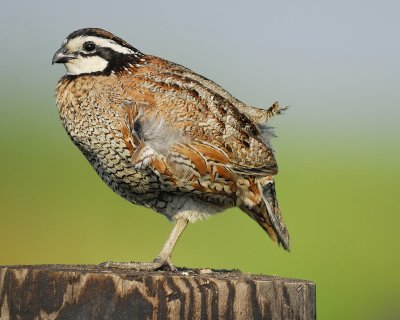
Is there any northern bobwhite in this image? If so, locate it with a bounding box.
[52,28,290,270]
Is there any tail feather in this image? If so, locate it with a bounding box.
[239,178,290,251]
[260,180,290,251]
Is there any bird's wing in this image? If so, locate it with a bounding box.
[117,62,278,177]
[116,100,239,197]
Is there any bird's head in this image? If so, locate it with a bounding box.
[52,28,143,76]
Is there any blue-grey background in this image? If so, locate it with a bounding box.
[1,1,399,319]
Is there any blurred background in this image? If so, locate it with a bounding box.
[1,0,399,319]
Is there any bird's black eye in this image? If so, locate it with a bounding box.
[83,41,96,52]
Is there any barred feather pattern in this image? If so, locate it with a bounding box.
[55,45,290,250]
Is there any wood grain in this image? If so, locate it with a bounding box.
[0,265,315,320]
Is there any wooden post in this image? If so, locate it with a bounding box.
[0,265,315,319]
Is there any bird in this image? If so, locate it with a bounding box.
[52,28,290,270]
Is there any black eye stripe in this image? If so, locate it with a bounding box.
[78,47,116,62]
[80,52,98,57]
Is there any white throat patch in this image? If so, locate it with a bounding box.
[65,55,108,75]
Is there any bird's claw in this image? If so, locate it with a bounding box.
[98,258,177,271]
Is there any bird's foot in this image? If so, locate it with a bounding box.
[98,257,176,271]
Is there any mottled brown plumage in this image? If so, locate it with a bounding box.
[53,28,290,270]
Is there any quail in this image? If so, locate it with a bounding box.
[52,28,290,270]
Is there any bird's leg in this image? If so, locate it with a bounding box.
[99,218,188,271]
[152,217,189,270]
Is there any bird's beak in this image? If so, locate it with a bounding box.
[52,46,76,65]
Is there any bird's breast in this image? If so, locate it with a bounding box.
[55,76,157,200]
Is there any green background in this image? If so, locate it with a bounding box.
[1,1,399,319]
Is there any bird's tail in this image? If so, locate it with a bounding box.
[260,179,290,251]
[240,177,290,251]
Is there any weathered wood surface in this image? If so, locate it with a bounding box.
[0,265,315,320]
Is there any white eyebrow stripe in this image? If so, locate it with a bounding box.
[67,36,135,54]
